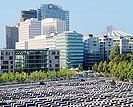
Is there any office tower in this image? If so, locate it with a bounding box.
[16,18,41,49]
[55,31,83,69]
[98,36,113,63]
[112,36,130,54]
[41,18,66,36]
[20,10,37,22]
[19,18,41,42]
[38,4,69,31]
[5,24,19,49]
[0,49,60,75]
[83,35,101,70]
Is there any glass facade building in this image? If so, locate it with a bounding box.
[0,49,60,75]
[37,4,69,31]
[5,24,19,49]
[20,10,37,22]
[84,35,101,70]
[55,31,83,69]
[14,49,48,73]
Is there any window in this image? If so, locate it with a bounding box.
[6,52,10,55]
[9,56,13,60]
[1,52,4,55]
[1,56,4,60]
[3,61,8,64]
[1,66,9,69]
[11,65,13,69]
[55,64,59,67]
[55,56,59,59]
[52,51,55,55]
[10,61,13,64]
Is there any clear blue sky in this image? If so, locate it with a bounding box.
[0,0,133,48]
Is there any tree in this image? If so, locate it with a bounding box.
[57,71,61,80]
[15,72,20,82]
[109,44,119,61]
[78,64,82,72]
[128,62,133,71]
[37,70,42,81]
[1,72,8,82]
[9,72,14,82]
[22,72,28,83]
[97,61,103,73]
[103,61,108,73]
[110,62,117,80]
[92,63,98,73]
[40,71,45,80]
[108,61,113,73]
[119,73,126,81]
[127,69,133,81]
[111,80,116,86]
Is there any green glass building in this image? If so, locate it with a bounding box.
[55,31,83,69]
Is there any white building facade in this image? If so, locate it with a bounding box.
[41,18,66,36]
[16,18,41,49]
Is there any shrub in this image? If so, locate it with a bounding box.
[111,80,116,86]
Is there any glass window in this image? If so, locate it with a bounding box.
[1,56,4,60]
[52,51,56,55]
[55,56,59,59]
[9,56,13,60]
[3,61,8,64]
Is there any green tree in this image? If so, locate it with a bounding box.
[103,61,108,73]
[97,61,103,73]
[9,72,14,82]
[1,72,8,82]
[110,62,117,80]
[78,64,82,72]
[108,61,113,73]
[15,72,20,82]
[109,44,119,61]
[37,70,42,81]
[40,71,45,80]
[92,63,98,73]
[22,72,28,83]
[57,71,61,80]
[119,73,126,81]
[127,69,133,81]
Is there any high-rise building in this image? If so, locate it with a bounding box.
[98,36,113,63]
[83,35,101,70]
[0,49,60,75]
[16,18,41,49]
[41,18,66,36]
[55,31,83,69]
[37,4,69,31]
[5,24,19,49]
[20,10,37,22]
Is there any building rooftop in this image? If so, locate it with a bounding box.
[101,26,133,37]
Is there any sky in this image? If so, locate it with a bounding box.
[0,0,133,48]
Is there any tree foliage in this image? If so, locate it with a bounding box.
[92,63,98,72]
[93,46,133,81]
